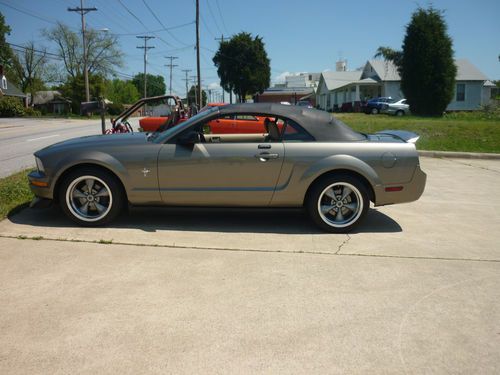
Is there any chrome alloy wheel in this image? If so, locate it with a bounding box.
[317,182,363,228]
[65,175,113,222]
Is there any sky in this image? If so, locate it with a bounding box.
[1,0,499,97]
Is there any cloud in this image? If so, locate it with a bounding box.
[208,82,221,90]
[273,71,308,83]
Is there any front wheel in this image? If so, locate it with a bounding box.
[371,107,379,115]
[306,175,369,233]
[59,167,125,226]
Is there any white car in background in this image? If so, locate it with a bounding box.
[383,99,410,116]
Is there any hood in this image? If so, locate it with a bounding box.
[36,132,148,155]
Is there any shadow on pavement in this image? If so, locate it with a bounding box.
[8,205,402,235]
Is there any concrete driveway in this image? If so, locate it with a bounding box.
[0,157,499,374]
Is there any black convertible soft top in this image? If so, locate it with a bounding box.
[217,103,365,142]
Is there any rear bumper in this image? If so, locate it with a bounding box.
[374,165,427,206]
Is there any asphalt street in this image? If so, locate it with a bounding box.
[0,118,106,177]
[0,157,499,374]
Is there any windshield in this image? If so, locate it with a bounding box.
[149,106,219,143]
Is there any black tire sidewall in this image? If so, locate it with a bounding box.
[58,167,124,226]
[306,174,370,233]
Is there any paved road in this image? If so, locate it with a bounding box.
[0,118,103,177]
[0,157,499,373]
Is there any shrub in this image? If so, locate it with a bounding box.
[0,96,26,117]
[24,107,42,117]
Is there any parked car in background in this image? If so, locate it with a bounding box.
[296,100,313,108]
[28,103,426,233]
[382,99,410,116]
[363,97,394,114]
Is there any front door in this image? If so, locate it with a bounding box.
[157,142,284,206]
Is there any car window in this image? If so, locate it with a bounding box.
[235,115,258,121]
[283,120,314,142]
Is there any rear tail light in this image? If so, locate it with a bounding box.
[385,186,403,192]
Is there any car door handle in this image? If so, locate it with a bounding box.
[258,144,271,149]
[255,152,279,161]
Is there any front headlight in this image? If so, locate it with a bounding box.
[35,157,45,173]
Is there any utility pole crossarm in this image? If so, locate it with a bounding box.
[136,35,155,98]
[165,56,179,95]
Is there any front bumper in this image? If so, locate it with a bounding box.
[374,165,427,206]
[28,170,53,200]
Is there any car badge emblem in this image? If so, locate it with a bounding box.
[142,168,150,177]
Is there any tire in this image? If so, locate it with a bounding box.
[395,110,404,116]
[58,167,125,226]
[306,174,370,233]
[371,107,379,115]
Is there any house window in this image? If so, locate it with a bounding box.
[308,74,312,81]
[327,93,331,108]
[456,84,465,102]
[1,76,7,90]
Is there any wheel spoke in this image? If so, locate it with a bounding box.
[95,187,109,197]
[324,188,336,200]
[85,179,95,193]
[80,202,89,215]
[344,203,357,212]
[341,186,352,200]
[72,189,86,199]
[94,202,107,214]
[321,204,336,214]
[335,209,344,222]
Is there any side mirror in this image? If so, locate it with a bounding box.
[178,131,200,145]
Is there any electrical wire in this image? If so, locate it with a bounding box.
[205,0,223,35]
[141,0,191,46]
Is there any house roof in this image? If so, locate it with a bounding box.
[366,60,401,81]
[0,78,27,98]
[455,59,488,81]
[320,71,363,91]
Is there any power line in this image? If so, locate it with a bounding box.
[0,1,59,25]
[214,0,228,34]
[137,35,155,98]
[205,0,223,35]
[182,69,191,101]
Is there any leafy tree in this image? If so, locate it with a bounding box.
[213,32,270,102]
[187,85,207,107]
[58,73,106,113]
[104,78,140,104]
[12,41,48,98]
[400,7,456,116]
[373,47,402,68]
[44,23,123,80]
[0,11,20,86]
[132,73,166,98]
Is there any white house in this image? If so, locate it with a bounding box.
[316,59,495,111]
[285,73,320,88]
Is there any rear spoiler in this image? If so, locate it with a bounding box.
[376,130,420,143]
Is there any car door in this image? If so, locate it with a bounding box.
[157,120,284,206]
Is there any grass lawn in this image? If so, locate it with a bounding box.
[336,112,500,153]
[0,169,34,220]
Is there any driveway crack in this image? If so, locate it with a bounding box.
[442,158,500,174]
[335,234,351,254]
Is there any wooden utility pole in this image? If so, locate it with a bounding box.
[68,0,97,103]
[136,36,155,98]
[165,56,178,95]
[196,0,201,109]
[181,69,191,103]
[215,34,225,103]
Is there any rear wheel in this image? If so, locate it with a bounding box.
[306,174,369,233]
[59,167,125,226]
[371,107,379,115]
[395,110,404,116]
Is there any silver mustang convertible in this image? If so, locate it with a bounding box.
[28,103,426,233]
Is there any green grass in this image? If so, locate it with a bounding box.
[0,169,34,220]
[336,112,500,153]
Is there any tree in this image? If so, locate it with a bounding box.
[104,79,140,105]
[187,85,207,107]
[400,7,456,116]
[44,23,123,80]
[373,47,402,68]
[213,32,270,102]
[12,41,48,98]
[132,73,166,98]
[58,73,106,113]
[0,11,20,86]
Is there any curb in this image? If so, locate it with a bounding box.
[418,150,500,160]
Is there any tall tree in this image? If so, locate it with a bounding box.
[12,41,48,98]
[213,32,270,102]
[400,7,456,116]
[373,47,403,68]
[44,23,123,80]
[187,85,207,106]
[0,11,20,86]
[132,73,166,98]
